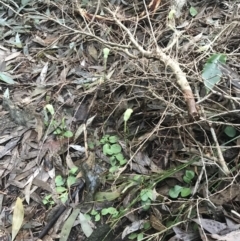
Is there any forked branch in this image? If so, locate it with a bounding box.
[108,9,199,120]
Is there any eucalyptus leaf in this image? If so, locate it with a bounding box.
[0,72,15,84]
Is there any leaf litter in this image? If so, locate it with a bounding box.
[0,0,240,240]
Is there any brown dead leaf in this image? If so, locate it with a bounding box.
[209,184,240,205]
[150,214,166,232]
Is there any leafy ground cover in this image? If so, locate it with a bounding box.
[0,0,240,240]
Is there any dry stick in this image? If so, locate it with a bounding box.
[209,123,230,174]
[195,82,230,174]
[107,9,199,119]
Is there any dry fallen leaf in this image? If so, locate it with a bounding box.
[12,197,24,241]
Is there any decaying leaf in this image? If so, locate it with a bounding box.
[12,198,24,241]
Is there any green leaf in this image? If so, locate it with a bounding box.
[60,192,68,203]
[56,186,67,194]
[180,187,191,197]
[108,135,118,143]
[69,166,78,175]
[95,213,101,221]
[67,176,76,188]
[63,130,73,138]
[119,158,127,166]
[45,104,55,115]
[169,185,183,198]
[109,166,119,173]
[55,175,64,186]
[140,189,149,202]
[115,153,124,161]
[183,176,191,184]
[137,233,144,241]
[107,207,118,215]
[183,170,195,183]
[143,221,151,230]
[110,157,117,166]
[185,170,195,179]
[90,209,98,215]
[103,143,113,155]
[0,72,15,84]
[202,54,227,93]
[42,199,48,205]
[123,108,133,122]
[142,199,151,210]
[140,189,153,201]
[224,126,236,137]
[128,233,138,240]
[54,128,62,135]
[101,208,109,215]
[43,194,52,202]
[100,135,110,144]
[111,144,122,154]
[189,6,198,16]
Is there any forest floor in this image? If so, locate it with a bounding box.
[0,0,240,241]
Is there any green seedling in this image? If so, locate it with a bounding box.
[140,188,154,210]
[55,167,78,203]
[44,104,73,138]
[169,170,195,198]
[42,194,55,206]
[183,170,195,184]
[100,134,127,173]
[90,207,119,222]
[123,108,133,133]
[53,117,73,138]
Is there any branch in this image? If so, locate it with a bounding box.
[108,9,199,119]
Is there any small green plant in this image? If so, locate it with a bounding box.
[55,167,78,203]
[169,170,195,198]
[89,207,119,222]
[123,108,133,133]
[140,188,154,211]
[100,134,127,173]
[44,104,73,138]
[42,194,55,206]
[53,117,73,138]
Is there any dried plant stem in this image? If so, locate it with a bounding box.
[209,123,230,174]
[108,9,199,119]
